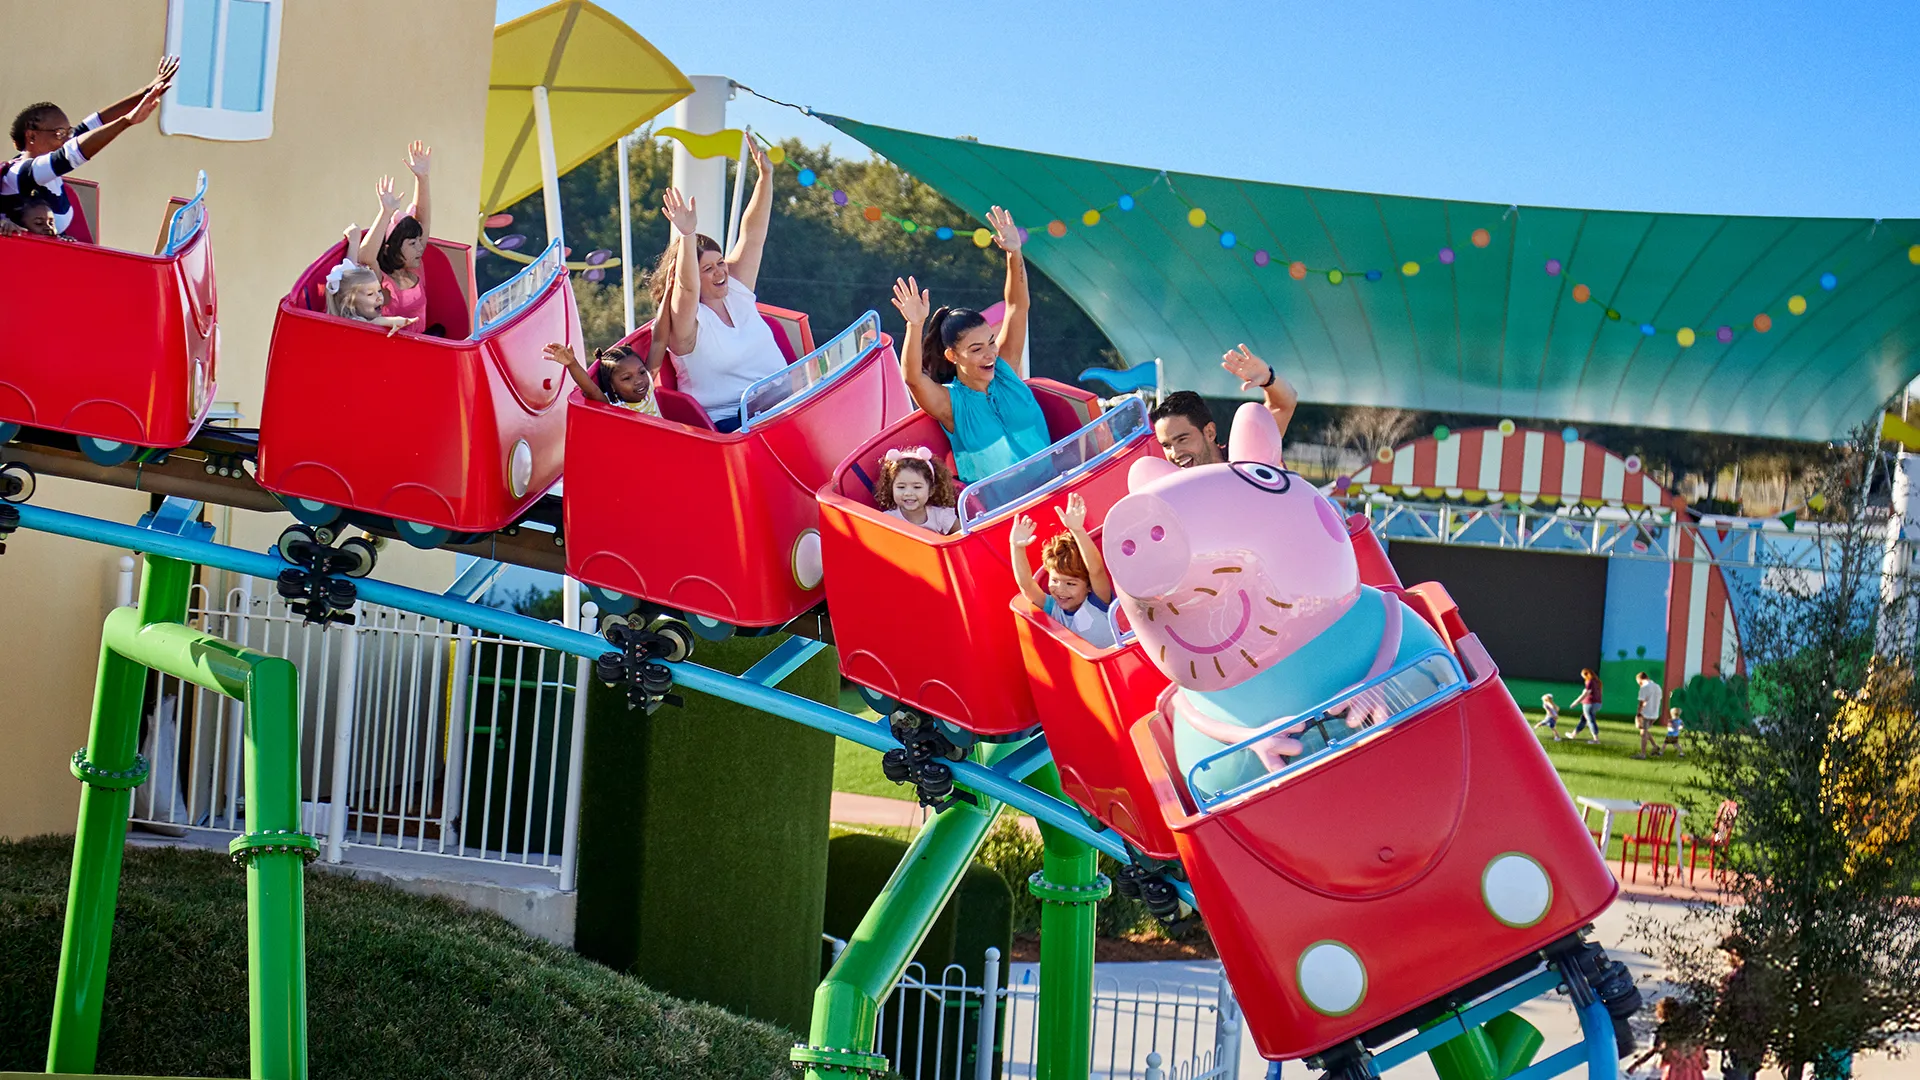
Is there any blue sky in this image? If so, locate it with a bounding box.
[495,1,1920,219]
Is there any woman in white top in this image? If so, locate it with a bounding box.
[648,139,785,432]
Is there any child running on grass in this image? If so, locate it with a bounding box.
[1534,692,1562,740]
[873,446,959,535]
[1654,706,1685,757]
[1010,492,1114,648]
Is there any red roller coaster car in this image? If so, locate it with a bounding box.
[819,388,1156,738]
[256,239,576,546]
[1128,580,1617,1062]
[1011,511,1406,860]
[0,175,217,465]
[566,309,912,632]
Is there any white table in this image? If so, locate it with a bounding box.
[1576,796,1686,882]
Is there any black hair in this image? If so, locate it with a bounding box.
[592,345,646,400]
[11,102,61,151]
[377,215,425,274]
[1149,390,1215,433]
[919,306,989,384]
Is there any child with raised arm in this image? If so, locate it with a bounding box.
[544,342,660,416]
[874,446,958,535]
[1011,492,1116,648]
[351,142,434,333]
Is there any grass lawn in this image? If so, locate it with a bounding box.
[0,836,797,1079]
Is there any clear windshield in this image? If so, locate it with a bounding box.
[738,310,881,431]
[957,395,1149,532]
[475,240,564,335]
[162,171,209,257]
[1187,649,1468,809]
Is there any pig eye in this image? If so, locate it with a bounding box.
[1230,462,1294,494]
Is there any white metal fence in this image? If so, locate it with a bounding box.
[127,574,591,887]
[831,938,1243,1080]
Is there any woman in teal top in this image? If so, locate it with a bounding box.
[890,206,1051,484]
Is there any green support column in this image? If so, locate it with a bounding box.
[1026,764,1106,1080]
[47,554,313,1079]
[47,555,191,1074]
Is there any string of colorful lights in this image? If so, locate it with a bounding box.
[754,134,1920,352]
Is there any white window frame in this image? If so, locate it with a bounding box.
[159,0,284,142]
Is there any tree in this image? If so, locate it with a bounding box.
[1636,428,1920,1079]
[477,132,1121,380]
[1326,406,1420,461]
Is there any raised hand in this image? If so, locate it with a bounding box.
[890,276,931,324]
[376,175,403,215]
[1055,492,1088,533]
[662,188,697,236]
[405,141,433,176]
[1221,344,1272,391]
[747,137,772,177]
[986,205,1021,254]
[152,56,181,92]
[1010,514,1038,548]
[543,342,578,368]
[128,83,166,125]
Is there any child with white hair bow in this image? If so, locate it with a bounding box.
[874,445,959,534]
[325,224,417,336]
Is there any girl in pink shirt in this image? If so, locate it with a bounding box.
[353,142,434,333]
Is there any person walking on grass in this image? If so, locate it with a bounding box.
[1633,671,1663,759]
[1571,668,1603,743]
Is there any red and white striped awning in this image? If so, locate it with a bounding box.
[1340,427,1671,509]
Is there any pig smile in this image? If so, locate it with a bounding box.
[1162,590,1253,655]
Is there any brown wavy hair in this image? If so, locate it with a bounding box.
[873,454,955,511]
[1041,533,1090,582]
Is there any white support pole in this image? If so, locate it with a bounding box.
[114,555,136,608]
[725,127,750,252]
[325,607,362,863]
[618,132,636,334]
[562,576,581,635]
[531,85,565,253]
[974,946,1002,1080]
[1879,450,1920,657]
[222,577,254,825]
[669,75,731,242]
[557,602,597,891]
[440,624,474,846]
[1213,967,1244,1074]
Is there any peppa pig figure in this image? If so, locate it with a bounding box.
[1104,402,1446,796]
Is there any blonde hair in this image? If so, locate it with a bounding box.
[644,232,724,369]
[327,265,384,320]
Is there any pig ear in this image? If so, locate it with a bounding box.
[1227,402,1282,466]
[1128,455,1181,491]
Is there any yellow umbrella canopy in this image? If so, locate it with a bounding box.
[483,0,692,216]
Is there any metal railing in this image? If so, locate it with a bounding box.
[126,572,591,888]
[829,938,1243,1080]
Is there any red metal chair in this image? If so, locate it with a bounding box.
[1681,799,1739,886]
[1618,802,1678,884]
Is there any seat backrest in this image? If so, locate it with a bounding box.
[1712,799,1740,842]
[1639,802,1678,840]
[64,177,98,244]
[655,388,717,431]
[421,243,471,338]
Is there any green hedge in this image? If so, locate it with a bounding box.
[0,836,795,1079]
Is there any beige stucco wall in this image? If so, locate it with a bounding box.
[0,1,497,839]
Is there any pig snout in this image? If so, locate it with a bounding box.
[1104,492,1192,600]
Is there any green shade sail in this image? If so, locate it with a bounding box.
[821,115,1920,442]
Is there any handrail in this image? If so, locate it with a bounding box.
[161,171,209,258]
[1187,647,1468,810]
[474,239,564,335]
[958,396,1150,533]
[738,310,883,432]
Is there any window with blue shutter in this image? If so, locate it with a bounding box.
[160,0,283,141]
